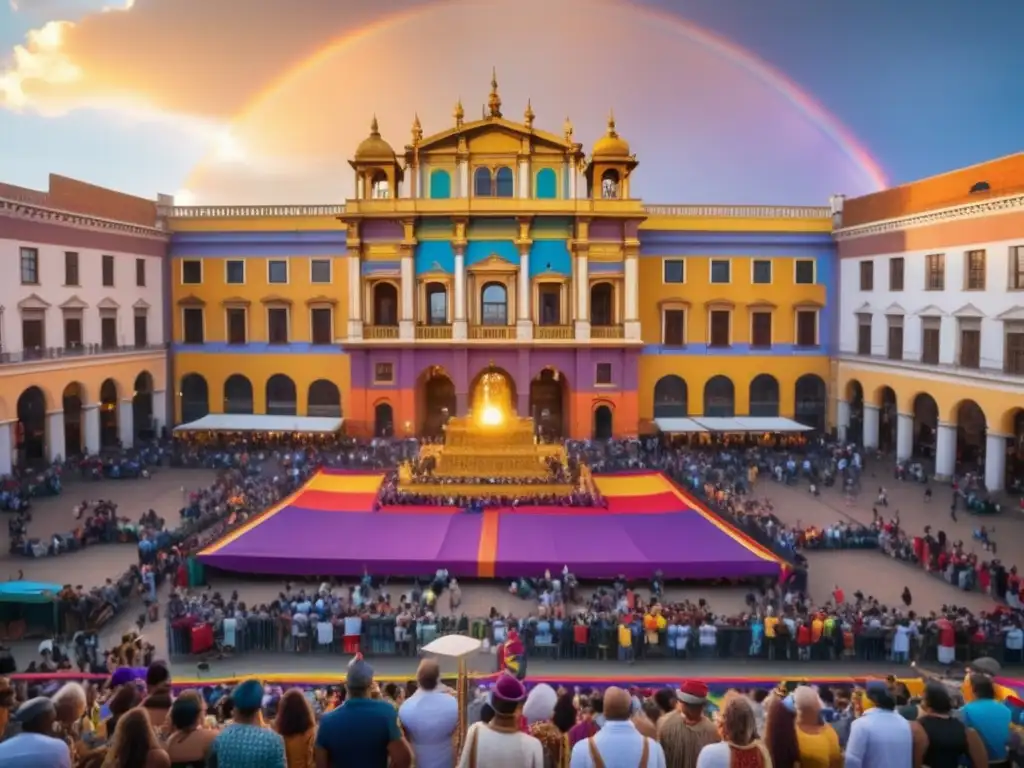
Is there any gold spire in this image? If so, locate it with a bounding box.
[411,113,423,144]
[453,98,465,129]
[487,66,502,118]
[370,114,380,137]
[591,109,630,158]
[524,99,535,129]
[606,109,618,138]
[563,116,574,142]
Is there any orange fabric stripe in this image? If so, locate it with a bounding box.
[476,510,501,579]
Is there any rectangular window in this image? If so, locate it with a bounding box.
[225,260,245,284]
[102,254,115,287]
[65,251,80,286]
[428,286,450,325]
[538,284,560,326]
[859,260,873,291]
[311,307,333,345]
[20,247,39,285]
[226,308,247,345]
[267,307,289,344]
[887,319,904,361]
[965,249,986,290]
[135,258,146,287]
[181,259,202,285]
[794,260,815,285]
[64,316,83,348]
[709,310,730,347]
[925,253,945,290]
[710,260,731,284]
[133,312,148,348]
[751,311,772,348]
[101,316,118,349]
[21,318,44,352]
[663,259,684,283]
[889,257,904,291]
[752,260,772,285]
[959,327,981,369]
[1006,329,1024,375]
[310,259,332,284]
[921,318,941,365]
[663,309,685,347]
[595,363,613,386]
[857,316,872,355]
[182,308,204,344]
[1010,246,1024,290]
[375,362,394,384]
[796,311,818,347]
[268,259,288,284]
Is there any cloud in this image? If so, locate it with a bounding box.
[0,0,429,118]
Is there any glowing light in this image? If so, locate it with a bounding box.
[174,188,196,206]
[212,129,246,163]
[480,406,504,426]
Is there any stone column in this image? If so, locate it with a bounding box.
[119,398,135,449]
[83,404,101,456]
[399,250,415,341]
[624,250,641,340]
[47,411,65,463]
[574,252,590,341]
[152,390,167,433]
[0,421,13,476]
[517,246,532,340]
[934,421,956,481]
[896,412,914,461]
[836,400,850,443]
[985,431,1008,492]
[862,404,880,450]
[518,158,530,199]
[453,247,467,340]
[347,251,363,340]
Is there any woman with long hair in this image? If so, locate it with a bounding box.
[104,685,141,740]
[696,693,772,767]
[274,688,316,768]
[102,708,170,768]
[763,691,799,768]
[164,690,218,768]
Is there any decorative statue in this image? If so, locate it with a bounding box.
[497,627,527,680]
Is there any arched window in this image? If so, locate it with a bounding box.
[370,172,390,199]
[429,169,451,199]
[375,403,394,437]
[16,386,47,463]
[601,169,620,199]
[495,166,515,198]
[224,374,254,414]
[748,374,780,417]
[590,283,614,326]
[474,167,493,197]
[653,375,688,418]
[308,379,341,418]
[266,374,297,416]
[703,375,735,418]
[535,168,557,200]
[179,374,209,424]
[425,283,448,325]
[481,283,508,325]
[372,283,398,326]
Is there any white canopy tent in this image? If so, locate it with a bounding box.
[654,416,815,433]
[735,417,813,433]
[653,417,708,433]
[689,417,747,432]
[174,414,343,433]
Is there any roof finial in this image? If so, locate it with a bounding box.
[563,116,574,142]
[524,98,535,129]
[487,66,502,118]
[370,114,380,137]
[606,110,617,138]
[454,98,464,128]
[411,113,423,144]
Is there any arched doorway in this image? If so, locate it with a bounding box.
[794,374,827,432]
[653,375,688,418]
[912,393,939,458]
[846,380,864,445]
[529,368,567,439]
[955,399,987,472]
[372,283,399,326]
[419,367,456,437]
[16,386,47,464]
[133,372,154,440]
[878,386,897,453]
[62,382,86,457]
[703,376,735,418]
[593,404,613,440]
[375,403,394,437]
[179,374,209,424]
[224,374,254,414]
[266,374,297,416]
[470,366,517,423]
[1010,411,1024,490]
[748,374,780,417]
[99,379,119,448]
[307,379,341,418]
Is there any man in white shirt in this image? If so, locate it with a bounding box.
[0,697,72,768]
[400,659,459,768]
[571,687,666,768]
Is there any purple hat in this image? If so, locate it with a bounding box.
[110,667,146,687]
[492,674,527,704]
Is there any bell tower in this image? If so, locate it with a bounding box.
[350,116,404,200]
[584,111,638,200]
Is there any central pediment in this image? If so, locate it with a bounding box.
[411,117,576,158]
[467,253,518,272]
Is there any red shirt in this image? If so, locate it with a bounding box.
[797,625,812,645]
[938,619,955,647]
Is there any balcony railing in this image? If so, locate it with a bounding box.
[0,342,167,365]
[591,324,625,339]
[535,325,574,340]
[364,325,399,340]
[416,325,453,340]
[469,326,516,341]
[642,204,831,218]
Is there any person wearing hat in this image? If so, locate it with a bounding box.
[656,681,717,768]
[843,680,912,768]
[459,674,543,768]
[207,679,286,768]
[0,696,72,767]
[316,655,411,768]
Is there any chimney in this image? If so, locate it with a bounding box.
[829,194,846,229]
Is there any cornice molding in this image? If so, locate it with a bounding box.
[834,193,1024,240]
[0,197,168,241]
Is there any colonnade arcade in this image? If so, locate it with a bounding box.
[838,380,1024,491]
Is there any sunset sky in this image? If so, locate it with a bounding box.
[1,0,1022,206]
